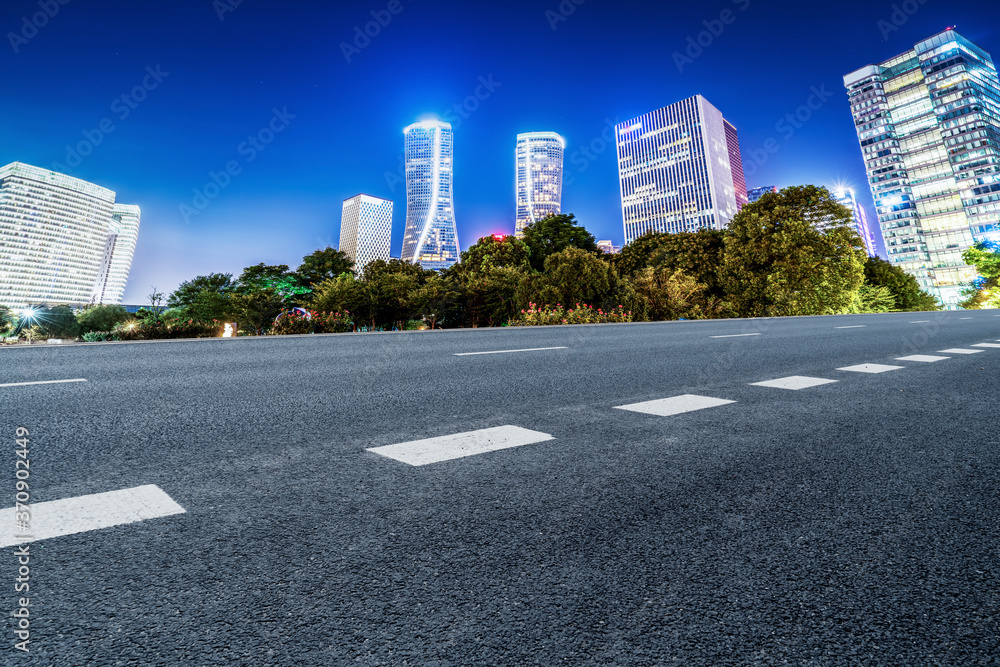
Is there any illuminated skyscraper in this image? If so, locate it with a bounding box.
[515,132,565,237]
[834,189,879,257]
[845,28,1000,307]
[340,194,393,275]
[401,119,459,270]
[0,162,139,309]
[615,95,744,244]
[723,120,749,210]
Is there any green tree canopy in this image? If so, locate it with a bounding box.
[863,257,941,311]
[454,235,531,275]
[167,273,235,309]
[720,185,866,317]
[230,288,286,335]
[76,304,130,334]
[521,213,600,271]
[613,229,726,298]
[237,264,310,303]
[536,247,621,309]
[296,247,355,286]
[960,241,1000,309]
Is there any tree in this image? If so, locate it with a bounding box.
[167,273,235,309]
[148,287,166,323]
[31,305,81,339]
[76,304,130,334]
[309,273,361,315]
[412,275,464,329]
[237,264,310,303]
[230,288,286,335]
[353,259,434,329]
[631,267,731,321]
[720,186,867,317]
[296,247,355,286]
[0,306,12,336]
[960,241,1000,310]
[536,247,620,309]
[521,214,600,271]
[455,235,532,275]
[864,257,941,311]
[613,229,726,299]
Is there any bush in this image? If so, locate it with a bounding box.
[508,303,633,326]
[269,310,353,336]
[114,319,222,341]
[77,305,130,333]
[82,331,118,342]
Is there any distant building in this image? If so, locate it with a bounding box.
[834,189,880,257]
[0,162,140,309]
[515,132,565,237]
[615,95,745,245]
[845,28,1000,307]
[340,194,393,275]
[747,185,777,203]
[401,119,460,270]
[724,120,749,210]
[596,240,621,254]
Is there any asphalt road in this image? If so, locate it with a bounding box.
[2,310,999,665]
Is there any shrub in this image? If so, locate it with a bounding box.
[114,319,222,341]
[508,303,633,326]
[269,310,353,336]
[82,331,118,342]
[76,305,130,334]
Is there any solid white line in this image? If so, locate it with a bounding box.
[0,485,185,548]
[615,394,736,417]
[454,347,567,356]
[0,379,87,388]
[368,426,554,466]
[837,363,904,374]
[710,333,761,339]
[751,376,838,390]
[835,325,866,329]
[897,355,950,363]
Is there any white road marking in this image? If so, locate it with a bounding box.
[910,321,930,324]
[454,347,567,357]
[960,317,973,320]
[972,343,1000,348]
[836,325,866,329]
[939,348,984,355]
[710,333,761,339]
[0,485,185,548]
[615,394,735,417]
[897,355,950,363]
[367,426,554,466]
[837,363,904,374]
[751,376,838,390]
[0,379,87,389]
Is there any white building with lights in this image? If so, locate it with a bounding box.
[845,28,1000,307]
[340,194,393,275]
[615,95,746,245]
[515,132,565,237]
[401,119,460,270]
[0,162,140,309]
[834,189,880,257]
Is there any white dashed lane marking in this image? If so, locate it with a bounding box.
[837,364,904,374]
[897,355,950,363]
[751,376,838,390]
[910,321,930,324]
[0,379,87,389]
[940,348,985,355]
[0,485,185,548]
[615,394,736,417]
[972,343,1000,348]
[454,347,567,356]
[367,426,554,466]
[835,326,866,329]
[710,333,761,339]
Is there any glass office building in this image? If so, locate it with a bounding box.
[834,189,880,257]
[401,120,460,270]
[515,132,565,237]
[845,28,1000,307]
[747,185,777,203]
[340,194,393,275]
[615,95,745,245]
[0,162,140,309]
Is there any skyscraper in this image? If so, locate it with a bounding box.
[340,194,393,275]
[747,185,777,203]
[845,28,1000,307]
[834,189,879,257]
[723,120,749,210]
[0,162,140,309]
[515,132,565,237]
[401,119,460,270]
[615,95,745,245]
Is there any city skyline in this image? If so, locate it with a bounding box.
[3,0,997,302]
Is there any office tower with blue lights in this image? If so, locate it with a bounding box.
[401,120,460,270]
[340,194,393,275]
[845,28,1000,307]
[615,95,745,245]
[834,189,880,257]
[515,131,565,237]
[747,185,777,203]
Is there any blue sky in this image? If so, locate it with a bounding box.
[2,0,996,302]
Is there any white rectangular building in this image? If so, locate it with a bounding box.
[340,194,393,275]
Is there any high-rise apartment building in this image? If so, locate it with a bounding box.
[515,132,565,237]
[340,194,393,275]
[615,95,745,245]
[747,185,777,203]
[401,119,460,270]
[0,162,140,309]
[834,189,880,257]
[845,28,1000,307]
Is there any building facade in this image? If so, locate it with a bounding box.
[834,189,880,257]
[401,120,460,270]
[0,162,139,309]
[515,132,565,237]
[615,95,744,245]
[340,194,393,275]
[747,185,777,203]
[724,120,749,210]
[845,28,1000,307]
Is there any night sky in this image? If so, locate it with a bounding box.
[3,0,996,303]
